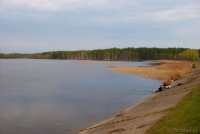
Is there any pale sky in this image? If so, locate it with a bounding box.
[0,0,200,53]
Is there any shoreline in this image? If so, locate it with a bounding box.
[108,60,193,85]
[79,66,200,134]
[75,61,124,64]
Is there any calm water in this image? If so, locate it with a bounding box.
[0,59,160,134]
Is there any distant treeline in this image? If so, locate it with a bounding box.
[0,47,199,61]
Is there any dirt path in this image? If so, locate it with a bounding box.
[79,68,200,134]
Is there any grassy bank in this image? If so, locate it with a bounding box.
[109,60,193,85]
[147,86,200,134]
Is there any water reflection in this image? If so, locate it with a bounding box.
[0,59,160,134]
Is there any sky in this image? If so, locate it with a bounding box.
[0,0,200,53]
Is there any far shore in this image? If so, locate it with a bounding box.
[79,61,200,134]
[75,61,124,64]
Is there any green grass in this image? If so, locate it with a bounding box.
[146,86,200,134]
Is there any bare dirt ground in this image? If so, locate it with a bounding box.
[79,68,200,134]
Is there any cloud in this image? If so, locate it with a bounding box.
[141,5,199,22]
[0,0,117,11]
[1,0,199,23]
[1,0,200,53]
[147,5,200,21]
[92,4,200,26]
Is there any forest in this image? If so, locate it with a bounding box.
[0,47,199,61]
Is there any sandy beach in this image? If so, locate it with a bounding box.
[79,64,200,134]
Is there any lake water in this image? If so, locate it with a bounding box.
[0,59,160,134]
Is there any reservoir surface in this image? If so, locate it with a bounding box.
[0,59,160,134]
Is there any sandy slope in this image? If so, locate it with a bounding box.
[79,68,200,134]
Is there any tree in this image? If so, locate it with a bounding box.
[0,47,189,61]
[178,49,199,61]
